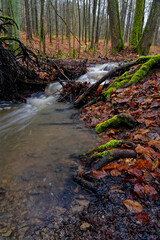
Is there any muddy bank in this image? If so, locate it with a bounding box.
[24,175,159,240]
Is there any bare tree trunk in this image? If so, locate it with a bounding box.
[108,0,124,53]
[40,0,45,54]
[24,0,32,40]
[95,0,101,45]
[67,0,71,56]
[135,0,160,55]
[124,0,133,42]
[73,0,76,57]
[90,0,97,49]
[77,0,81,56]
[120,0,128,37]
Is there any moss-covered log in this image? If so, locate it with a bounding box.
[103,54,160,100]
[95,114,137,134]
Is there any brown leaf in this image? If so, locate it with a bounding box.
[102,162,119,170]
[135,159,153,170]
[135,144,156,159]
[134,184,144,198]
[148,140,160,151]
[144,119,154,127]
[135,211,149,223]
[123,199,143,213]
[92,169,109,179]
[143,184,158,200]
[128,168,143,177]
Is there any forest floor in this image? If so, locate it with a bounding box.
[21,32,160,61]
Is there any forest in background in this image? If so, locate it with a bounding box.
[0,0,160,58]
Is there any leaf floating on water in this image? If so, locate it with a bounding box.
[123,199,143,213]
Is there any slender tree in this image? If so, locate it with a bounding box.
[24,0,32,40]
[124,0,133,42]
[95,0,101,44]
[40,0,45,54]
[90,0,97,49]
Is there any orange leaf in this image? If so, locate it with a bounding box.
[92,169,109,179]
[102,162,119,170]
[135,159,153,170]
[123,199,143,213]
[135,211,149,223]
[128,168,143,177]
[143,184,158,200]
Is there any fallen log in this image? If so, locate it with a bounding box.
[91,149,137,171]
[74,60,136,107]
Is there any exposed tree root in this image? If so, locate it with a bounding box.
[95,113,137,134]
[90,149,137,171]
[73,174,98,193]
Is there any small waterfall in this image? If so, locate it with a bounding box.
[78,62,118,84]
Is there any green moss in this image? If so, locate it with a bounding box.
[95,115,121,133]
[130,0,144,46]
[95,114,135,134]
[88,140,122,153]
[102,54,160,101]
[90,150,113,160]
[102,72,133,100]
[129,54,160,85]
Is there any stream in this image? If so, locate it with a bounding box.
[0,63,117,238]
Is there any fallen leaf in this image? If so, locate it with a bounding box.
[102,162,119,170]
[92,169,109,179]
[148,140,160,151]
[135,144,156,159]
[135,211,149,223]
[123,199,143,213]
[134,184,144,198]
[143,184,158,200]
[128,168,143,177]
[135,159,153,170]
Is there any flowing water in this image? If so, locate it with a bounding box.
[0,63,116,238]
